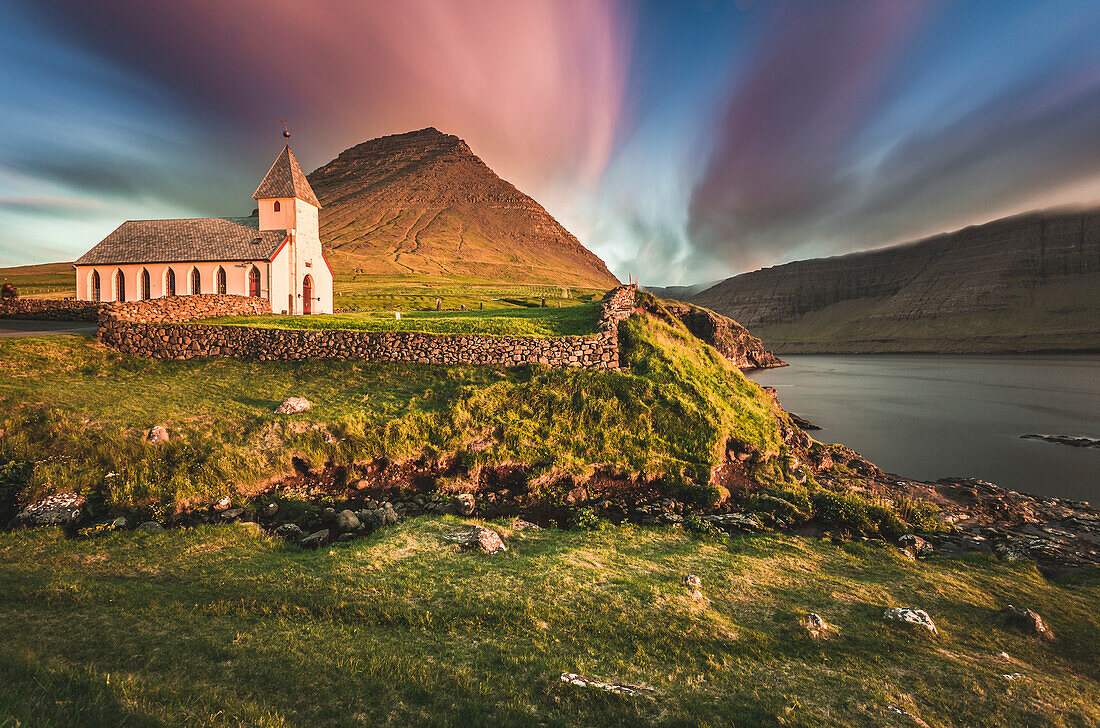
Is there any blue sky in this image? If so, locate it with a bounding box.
[3,0,1100,285]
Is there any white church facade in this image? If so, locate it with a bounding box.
[75,145,333,315]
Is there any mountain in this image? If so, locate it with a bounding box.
[306,128,619,288]
[690,208,1100,353]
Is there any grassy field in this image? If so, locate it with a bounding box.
[331,273,607,312]
[0,313,787,513]
[1,520,1097,727]
[0,262,75,299]
[202,301,603,337]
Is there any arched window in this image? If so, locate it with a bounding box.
[248,266,261,297]
[190,268,201,295]
[140,268,151,300]
[302,274,313,314]
[115,269,126,302]
[273,200,281,213]
[216,266,227,294]
[90,270,101,302]
[165,268,176,297]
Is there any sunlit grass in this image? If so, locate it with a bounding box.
[1,521,1097,727]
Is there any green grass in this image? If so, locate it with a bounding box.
[331,273,607,312]
[201,301,603,337]
[0,311,789,512]
[1,520,1097,727]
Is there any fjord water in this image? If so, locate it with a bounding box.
[748,355,1100,503]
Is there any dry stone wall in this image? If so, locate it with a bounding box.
[99,286,637,370]
[0,298,102,321]
[100,294,271,325]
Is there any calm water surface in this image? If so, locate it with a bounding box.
[748,355,1100,503]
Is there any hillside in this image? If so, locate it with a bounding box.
[690,208,1100,353]
[307,128,620,288]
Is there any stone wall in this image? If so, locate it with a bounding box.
[100,294,272,325]
[99,286,638,370]
[0,298,101,321]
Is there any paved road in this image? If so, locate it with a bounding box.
[0,319,97,337]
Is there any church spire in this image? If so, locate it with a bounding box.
[252,144,321,208]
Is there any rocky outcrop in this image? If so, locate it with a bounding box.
[307,127,619,288]
[638,293,785,369]
[691,208,1100,353]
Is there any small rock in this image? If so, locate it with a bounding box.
[455,493,476,516]
[446,525,506,554]
[564,486,588,505]
[213,496,232,512]
[1003,605,1054,640]
[299,529,329,549]
[274,523,303,542]
[335,509,360,532]
[262,502,279,517]
[146,426,169,445]
[219,508,245,521]
[275,397,311,415]
[513,518,540,530]
[337,532,358,543]
[804,613,829,638]
[883,607,939,636]
[682,574,703,600]
[111,516,128,530]
[560,672,656,698]
[137,521,164,533]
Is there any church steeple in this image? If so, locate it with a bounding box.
[252,145,321,208]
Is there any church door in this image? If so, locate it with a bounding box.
[248,267,261,297]
[302,275,313,314]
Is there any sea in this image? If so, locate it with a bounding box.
[748,354,1100,503]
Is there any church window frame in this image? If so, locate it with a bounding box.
[273,200,281,213]
[140,268,151,300]
[190,267,201,295]
[216,266,227,295]
[114,268,126,303]
[90,270,101,302]
[165,267,176,297]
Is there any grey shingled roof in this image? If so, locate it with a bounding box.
[252,145,321,207]
[74,217,287,266]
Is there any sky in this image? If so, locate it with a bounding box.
[3,0,1100,285]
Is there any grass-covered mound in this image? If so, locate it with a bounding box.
[2,519,1098,727]
[201,300,602,337]
[0,309,790,517]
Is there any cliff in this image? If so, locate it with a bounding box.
[307,128,619,288]
[690,208,1100,353]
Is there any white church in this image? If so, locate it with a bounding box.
[75,144,333,315]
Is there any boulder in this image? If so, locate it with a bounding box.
[883,607,939,636]
[146,426,169,445]
[137,521,164,533]
[446,525,507,554]
[219,507,245,521]
[275,397,311,415]
[335,509,360,532]
[299,529,330,549]
[274,523,304,542]
[13,492,85,529]
[455,493,476,516]
[897,534,933,558]
[1003,605,1054,640]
